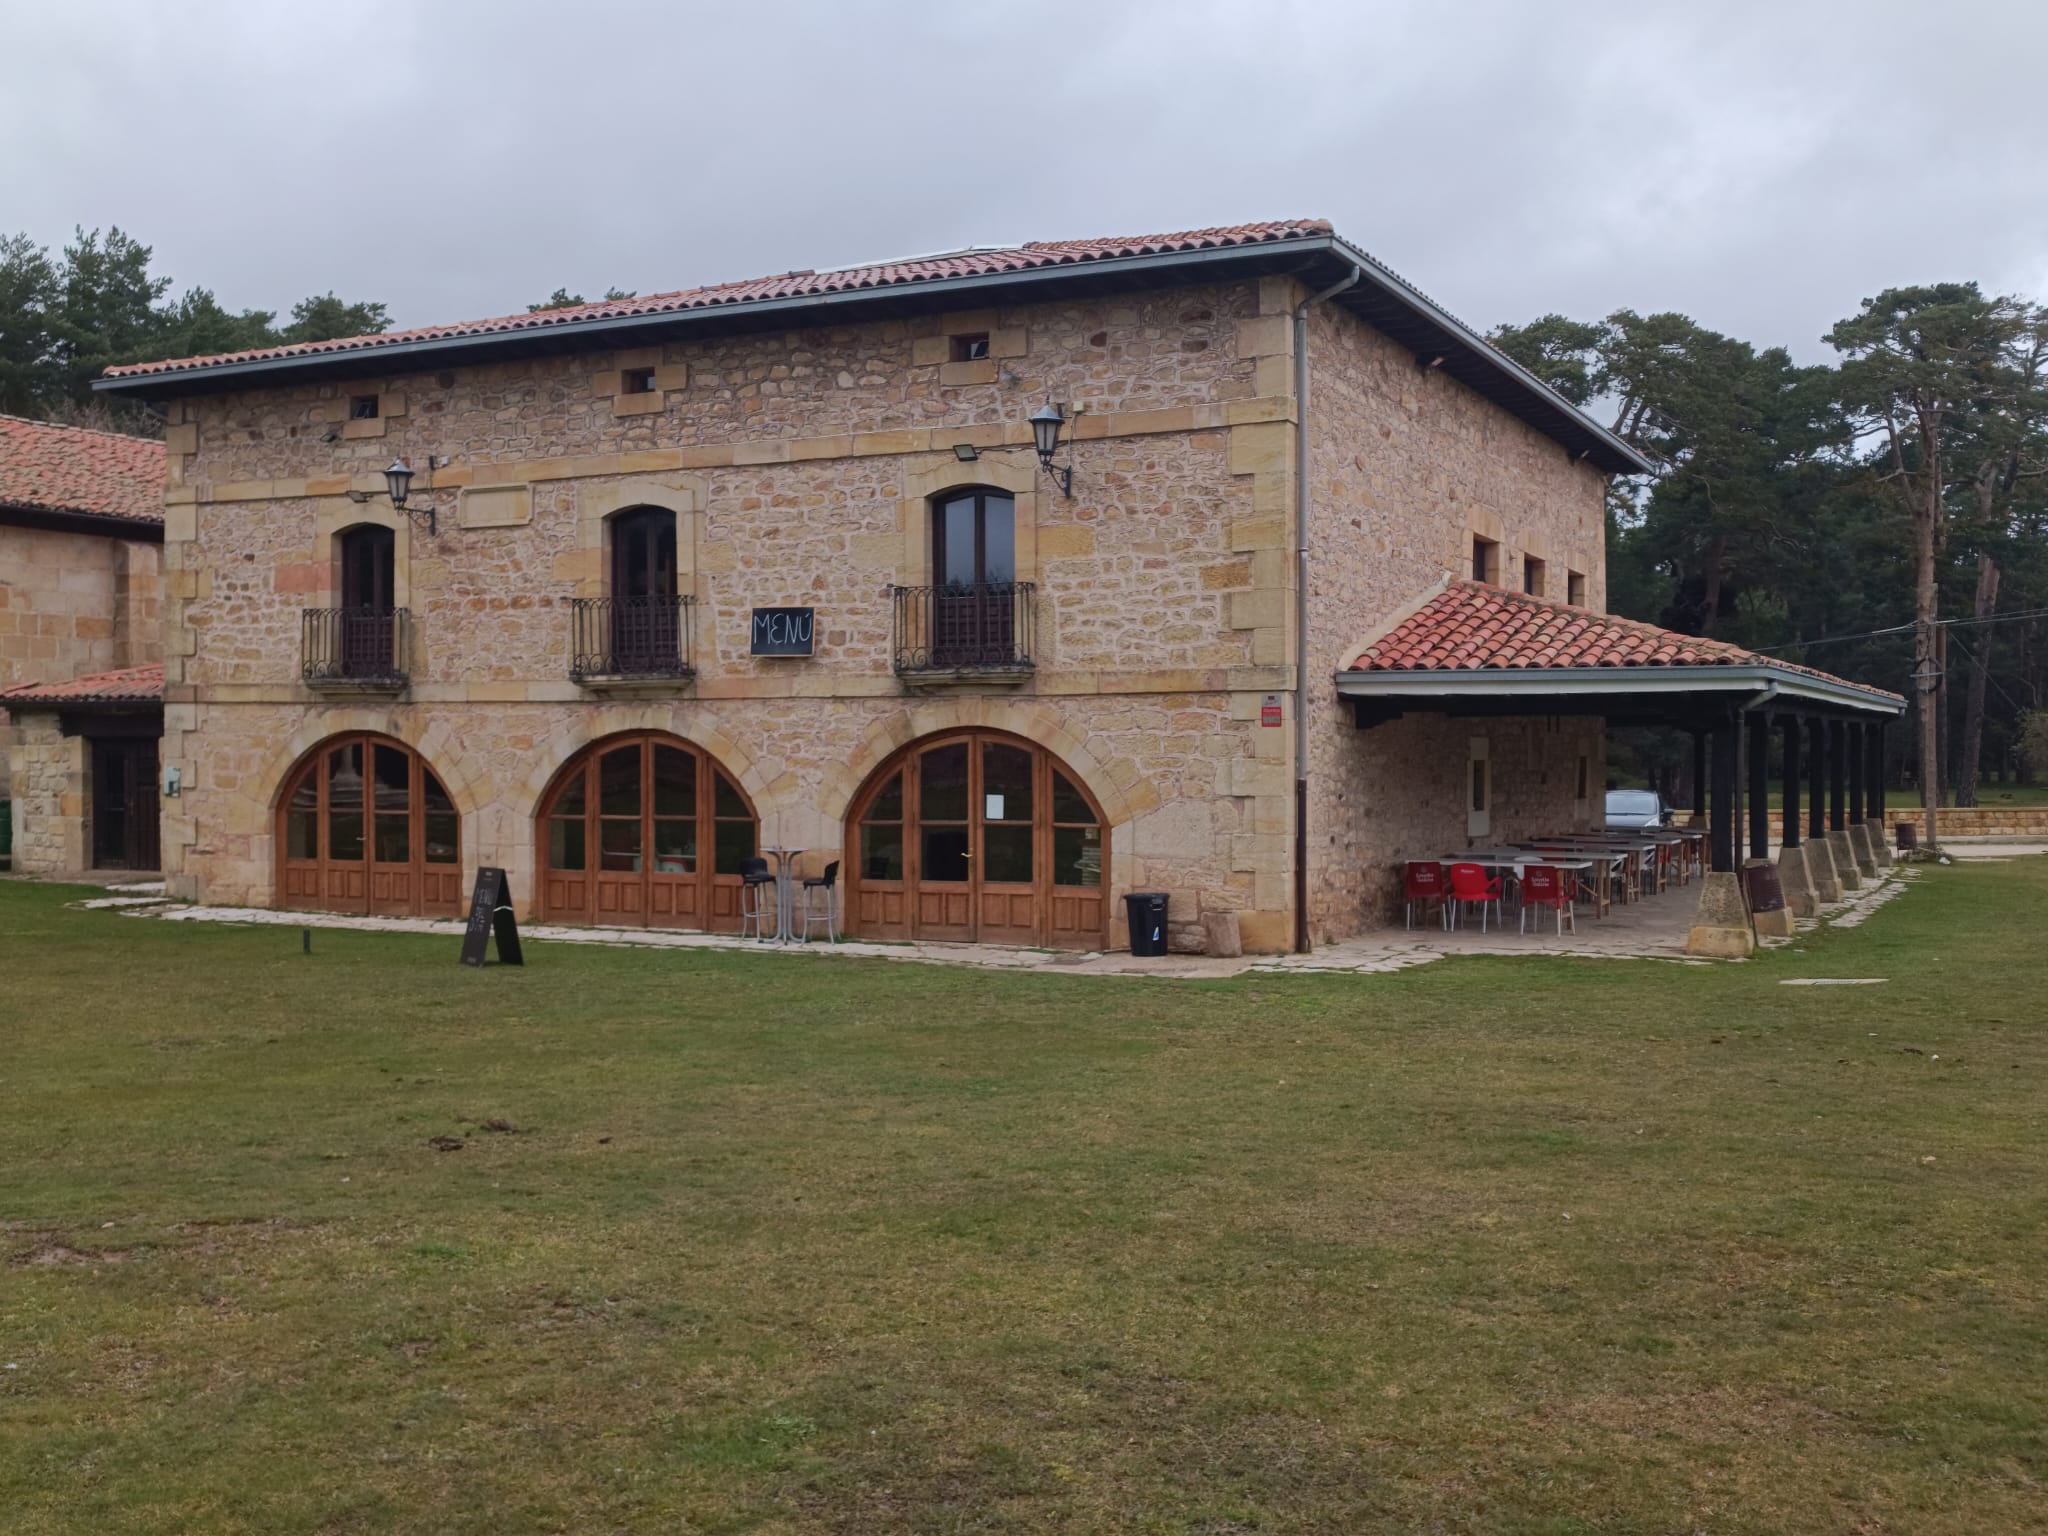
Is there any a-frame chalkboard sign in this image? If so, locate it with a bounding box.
[460,866,524,967]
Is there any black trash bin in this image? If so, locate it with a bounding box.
[1123,891,1171,956]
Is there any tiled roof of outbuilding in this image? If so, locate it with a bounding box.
[1343,581,1902,702]
[103,221,1335,379]
[0,415,165,525]
[0,663,165,707]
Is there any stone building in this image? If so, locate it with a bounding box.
[0,416,165,872]
[90,218,1891,952]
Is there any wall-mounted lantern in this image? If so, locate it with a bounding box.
[1029,402,1074,498]
[348,456,441,535]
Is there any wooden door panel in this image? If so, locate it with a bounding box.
[976,887,1037,945]
[1050,891,1104,948]
[545,872,587,918]
[422,869,462,912]
[648,878,701,926]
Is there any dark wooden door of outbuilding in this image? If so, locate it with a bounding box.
[91,738,160,870]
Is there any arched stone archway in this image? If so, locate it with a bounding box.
[532,730,760,931]
[275,732,464,917]
[844,727,1109,949]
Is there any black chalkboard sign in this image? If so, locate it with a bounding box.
[750,606,815,656]
[460,866,524,967]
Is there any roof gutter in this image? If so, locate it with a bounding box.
[1293,264,1363,954]
[1333,663,1903,715]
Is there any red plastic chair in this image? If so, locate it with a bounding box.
[1519,862,1577,935]
[1403,861,1448,930]
[1447,862,1503,932]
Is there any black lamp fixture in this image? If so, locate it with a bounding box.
[1029,401,1074,498]
[347,456,440,535]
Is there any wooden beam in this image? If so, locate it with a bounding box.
[1710,726,1737,873]
[1781,715,1802,849]
[1747,712,1771,860]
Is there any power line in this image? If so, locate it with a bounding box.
[1754,605,2048,656]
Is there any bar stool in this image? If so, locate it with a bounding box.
[737,856,775,940]
[799,860,839,943]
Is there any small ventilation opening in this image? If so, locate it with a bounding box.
[621,367,657,395]
[951,333,990,362]
[350,395,379,420]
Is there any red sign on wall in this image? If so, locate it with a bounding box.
[1260,694,1283,728]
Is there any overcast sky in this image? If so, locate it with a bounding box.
[5,0,2044,362]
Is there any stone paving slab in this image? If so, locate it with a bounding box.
[51,868,1917,982]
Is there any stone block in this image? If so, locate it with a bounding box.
[1826,830,1863,891]
[1776,842,1821,918]
[1236,315,1292,360]
[1037,525,1095,559]
[1201,910,1243,957]
[1684,871,1756,958]
[459,485,532,529]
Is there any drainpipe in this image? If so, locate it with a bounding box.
[1293,265,1362,954]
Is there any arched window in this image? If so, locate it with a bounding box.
[277,733,461,917]
[930,488,1016,667]
[535,732,756,930]
[847,729,1105,949]
[336,524,397,678]
[605,507,681,675]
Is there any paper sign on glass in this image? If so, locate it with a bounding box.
[985,794,1005,820]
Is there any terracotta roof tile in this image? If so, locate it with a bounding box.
[1,663,164,707]
[0,415,166,525]
[104,220,1333,379]
[1345,581,1902,702]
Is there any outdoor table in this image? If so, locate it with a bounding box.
[1442,853,1603,918]
[1518,842,1631,912]
[760,845,806,942]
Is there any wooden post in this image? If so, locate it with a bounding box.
[1871,723,1887,827]
[1829,719,1847,832]
[1848,720,1866,825]
[1710,724,1736,873]
[1808,717,1826,842]
[1747,711,1770,860]
[1692,732,1708,820]
[1781,715,1801,848]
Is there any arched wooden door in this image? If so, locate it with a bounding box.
[277,734,463,917]
[847,730,1106,949]
[534,733,757,930]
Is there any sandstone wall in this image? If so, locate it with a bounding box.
[1301,301,1611,938]
[6,711,87,873]
[0,523,162,797]
[157,280,1303,949]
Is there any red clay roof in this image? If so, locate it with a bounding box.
[1,663,164,707]
[1345,581,1902,700]
[103,220,1333,379]
[0,415,165,526]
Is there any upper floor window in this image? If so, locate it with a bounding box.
[1567,569,1587,606]
[933,489,1015,591]
[621,366,657,395]
[611,506,677,599]
[1472,536,1499,585]
[339,524,394,612]
[951,333,990,362]
[1523,555,1547,598]
[349,394,379,421]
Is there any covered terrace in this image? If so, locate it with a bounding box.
[1337,582,1906,957]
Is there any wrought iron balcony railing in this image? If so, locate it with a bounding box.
[891,581,1036,674]
[570,594,696,683]
[302,607,412,688]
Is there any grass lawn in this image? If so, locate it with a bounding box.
[3,869,2044,1534]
